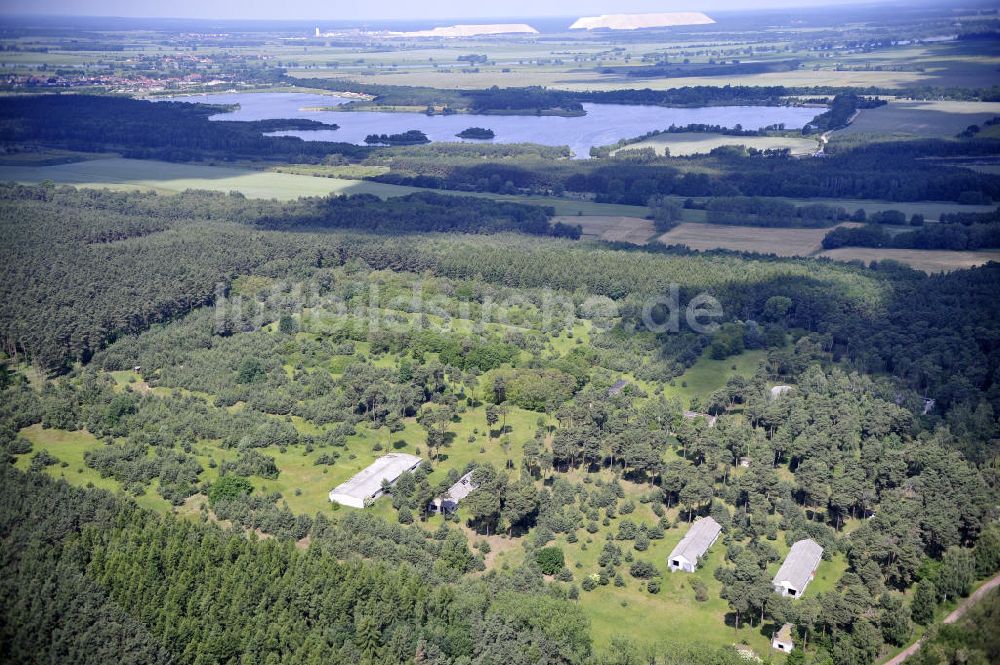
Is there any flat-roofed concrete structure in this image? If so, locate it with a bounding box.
[668,517,722,572]
[328,453,422,508]
[773,539,823,597]
[429,470,478,514]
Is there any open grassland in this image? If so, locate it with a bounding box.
[660,350,767,409]
[15,424,174,513]
[612,132,819,157]
[818,247,1000,273]
[658,222,852,256]
[838,100,1000,138]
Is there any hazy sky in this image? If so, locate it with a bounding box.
[1,0,882,21]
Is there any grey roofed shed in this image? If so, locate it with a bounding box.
[430,470,478,513]
[773,539,823,597]
[328,453,422,508]
[668,516,722,572]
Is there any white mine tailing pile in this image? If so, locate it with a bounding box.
[570,12,715,30]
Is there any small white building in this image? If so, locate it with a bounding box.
[772,623,794,652]
[668,516,722,572]
[328,453,422,508]
[429,470,478,514]
[773,539,823,597]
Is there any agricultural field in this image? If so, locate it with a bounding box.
[560,215,658,243]
[658,222,856,257]
[818,247,1000,273]
[612,133,820,157]
[0,157,425,200]
[837,100,1000,138]
[0,156,651,216]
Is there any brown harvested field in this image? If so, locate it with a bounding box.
[838,100,1000,138]
[657,222,855,256]
[818,248,1000,273]
[559,215,657,244]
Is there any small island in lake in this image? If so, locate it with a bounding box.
[456,127,495,139]
[364,130,430,145]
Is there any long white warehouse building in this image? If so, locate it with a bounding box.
[328,453,422,508]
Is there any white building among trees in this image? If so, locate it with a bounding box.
[429,471,478,514]
[667,517,722,572]
[772,539,823,597]
[328,454,422,508]
[772,623,795,652]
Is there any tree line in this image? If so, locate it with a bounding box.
[0,464,592,664]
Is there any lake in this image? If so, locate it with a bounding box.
[158,92,822,158]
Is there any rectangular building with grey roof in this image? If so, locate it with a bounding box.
[773,539,823,597]
[328,453,422,509]
[668,516,722,572]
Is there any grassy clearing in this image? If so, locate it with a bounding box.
[818,247,1000,273]
[614,133,819,157]
[661,350,768,409]
[15,424,173,513]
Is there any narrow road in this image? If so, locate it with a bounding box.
[881,571,1000,665]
